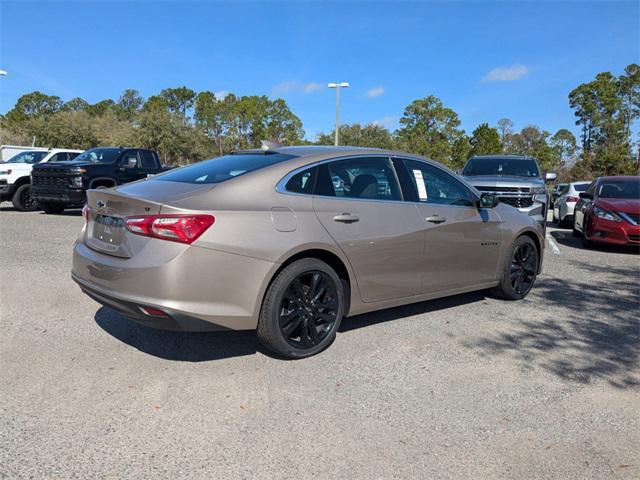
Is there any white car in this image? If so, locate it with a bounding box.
[0,149,84,211]
[552,181,591,227]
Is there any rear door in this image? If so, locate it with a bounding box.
[312,156,424,302]
[398,158,502,293]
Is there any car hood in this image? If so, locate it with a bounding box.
[0,162,33,172]
[463,175,545,188]
[37,160,97,169]
[597,198,640,214]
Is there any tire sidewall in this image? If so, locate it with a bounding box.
[12,184,39,212]
[501,236,539,300]
[259,259,345,359]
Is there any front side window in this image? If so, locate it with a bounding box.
[154,153,296,184]
[121,151,141,168]
[403,159,474,206]
[317,157,401,201]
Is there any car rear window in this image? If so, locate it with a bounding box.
[154,153,296,184]
[573,183,589,192]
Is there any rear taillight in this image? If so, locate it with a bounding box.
[124,214,214,244]
[566,196,580,203]
[82,204,90,222]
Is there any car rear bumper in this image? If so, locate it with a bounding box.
[72,239,276,331]
[31,186,85,206]
[587,219,640,246]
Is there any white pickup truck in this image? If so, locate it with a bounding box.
[0,149,84,211]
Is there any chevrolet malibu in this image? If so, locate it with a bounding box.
[72,146,544,358]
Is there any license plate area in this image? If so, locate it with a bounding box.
[92,214,126,249]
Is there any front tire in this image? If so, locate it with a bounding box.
[41,202,65,214]
[491,236,539,300]
[12,184,39,212]
[257,258,345,359]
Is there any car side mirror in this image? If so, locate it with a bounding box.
[545,172,557,182]
[478,193,499,209]
[579,192,592,200]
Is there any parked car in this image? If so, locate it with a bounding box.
[461,155,556,229]
[551,183,568,207]
[0,149,84,211]
[573,176,640,247]
[72,146,544,359]
[31,147,168,214]
[552,181,590,227]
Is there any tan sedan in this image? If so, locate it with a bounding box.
[72,146,544,358]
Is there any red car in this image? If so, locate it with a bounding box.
[573,176,640,247]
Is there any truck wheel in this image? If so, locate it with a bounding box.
[41,202,65,214]
[12,184,40,212]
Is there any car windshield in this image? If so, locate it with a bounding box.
[598,179,640,199]
[462,157,540,178]
[154,152,296,184]
[573,183,589,192]
[73,148,121,163]
[6,151,48,164]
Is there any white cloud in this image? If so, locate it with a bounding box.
[272,81,324,95]
[482,64,529,82]
[214,90,229,100]
[303,82,323,93]
[372,116,398,130]
[366,86,385,98]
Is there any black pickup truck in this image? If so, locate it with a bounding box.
[31,147,170,213]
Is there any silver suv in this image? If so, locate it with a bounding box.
[462,155,555,227]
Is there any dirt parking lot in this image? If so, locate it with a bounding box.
[1,207,638,479]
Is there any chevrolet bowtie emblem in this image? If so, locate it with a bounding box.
[96,200,106,208]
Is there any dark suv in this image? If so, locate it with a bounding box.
[31,147,168,213]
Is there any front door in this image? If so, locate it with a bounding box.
[313,157,425,303]
[399,158,502,293]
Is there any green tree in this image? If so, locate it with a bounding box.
[469,123,502,157]
[5,91,63,124]
[86,99,115,117]
[63,97,89,112]
[395,95,465,167]
[115,89,143,120]
[316,123,394,149]
[496,118,514,149]
[160,86,196,116]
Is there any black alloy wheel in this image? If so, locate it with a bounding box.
[509,242,537,296]
[279,271,338,349]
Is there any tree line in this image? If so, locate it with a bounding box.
[1,64,637,179]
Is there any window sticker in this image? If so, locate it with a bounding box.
[413,169,428,200]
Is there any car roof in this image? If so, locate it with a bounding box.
[597,176,639,181]
[235,145,390,157]
[469,154,535,160]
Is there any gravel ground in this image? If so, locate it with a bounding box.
[1,206,638,479]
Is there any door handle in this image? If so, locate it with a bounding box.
[426,215,446,224]
[333,213,360,223]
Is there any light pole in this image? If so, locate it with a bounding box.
[328,82,349,146]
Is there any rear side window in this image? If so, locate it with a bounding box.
[316,157,402,201]
[140,150,157,168]
[403,159,473,206]
[285,167,316,194]
[155,153,296,184]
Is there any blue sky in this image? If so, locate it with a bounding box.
[1,1,638,141]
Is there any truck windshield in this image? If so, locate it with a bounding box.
[154,153,296,184]
[6,151,48,164]
[462,157,540,178]
[73,148,121,163]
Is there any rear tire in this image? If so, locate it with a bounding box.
[491,236,539,300]
[41,202,65,214]
[257,258,345,359]
[12,184,39,212]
